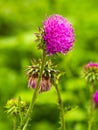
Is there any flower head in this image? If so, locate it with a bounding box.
[42,14,75,55]
[93,90,98,107]
[83,62,98,82]
[26,59,60,93]
[28,76,51,92]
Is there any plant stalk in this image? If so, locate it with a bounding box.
[13,117,17,130]
[54,83,66,130]
[88,82,94,130]
[18,50,46,130]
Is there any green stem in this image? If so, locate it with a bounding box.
[88,82,94,130]
[18,50,46,130]
[54,83,66,130]
[13,117,17,130]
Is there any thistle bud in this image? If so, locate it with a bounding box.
[5,98,27,116]
[83,62,98,83]
[26,59,60,93]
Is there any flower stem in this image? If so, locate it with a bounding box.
[18,50,46,130]
[88,82,94,130]
[54,83,66,130]
[13,117,17,130]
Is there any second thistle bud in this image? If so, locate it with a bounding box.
[83,62,98,83]
[5,98,27,116]
[26,59,60,93]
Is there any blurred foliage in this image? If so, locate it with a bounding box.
[0,0,98,130]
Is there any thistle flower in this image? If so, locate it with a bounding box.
[83,62,98,82]
[26,59,60,93]
[43,14,75,55]
[93,90,98,107]
[28,76,51,92]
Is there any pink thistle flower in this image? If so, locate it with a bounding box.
[84,62,98,69]
[28,77,37,89]
[39,77,51,92]
[93,90,98,106]
[83,62,98,82]
[28,76,51,93]
[43,14,75,55]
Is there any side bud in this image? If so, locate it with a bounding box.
[83,62,98,83]
[5,98,27,116]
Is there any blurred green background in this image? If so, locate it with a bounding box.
[0,0,98,130]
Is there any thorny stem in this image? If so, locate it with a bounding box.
[88,82,94,130]
[54,83,66,130]
[18,50,46,130]
[13,117,17,130]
